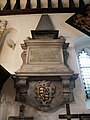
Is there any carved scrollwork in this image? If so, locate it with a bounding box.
[12,76,28,102]
[61,76,71,102]
[21,51,27,64]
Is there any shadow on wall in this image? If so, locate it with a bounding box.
[0,76,16,120]
[74,35,90,53]
[0,65,10,92]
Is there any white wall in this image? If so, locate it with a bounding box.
[0,14,90,120]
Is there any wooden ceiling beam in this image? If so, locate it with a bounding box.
[69,0,76,8]
[37,0,41,8]
[48,0,52,8]
[25,0,31,9]
[13,0,21,10]
[3,0,11,10]
[79,0,85,8]
[0,0,86,16]
[58,0,63,8]
[0,8,80,16]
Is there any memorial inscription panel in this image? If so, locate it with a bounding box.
[28,47,62,63]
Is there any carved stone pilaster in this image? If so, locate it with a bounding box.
[12,76,29,102]
[61,76,71,102]
[62,42,69,67]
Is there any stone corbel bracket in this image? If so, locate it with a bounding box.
[61,74,78,103]
[12,75,29,102]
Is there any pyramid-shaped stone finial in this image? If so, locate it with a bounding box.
[36,14,55,30]
[31,14,59,39]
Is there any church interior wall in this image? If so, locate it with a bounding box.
[0,14,90,120]
[74,36,90,109]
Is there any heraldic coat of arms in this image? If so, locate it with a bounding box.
[34,80,56,107]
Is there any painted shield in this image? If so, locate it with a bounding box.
[34,80,56,107]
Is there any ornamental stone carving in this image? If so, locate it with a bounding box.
[12,15,78,112]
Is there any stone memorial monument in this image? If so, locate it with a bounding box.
[12,14,78,112]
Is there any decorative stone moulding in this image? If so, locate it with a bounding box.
[12,15,78,112]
